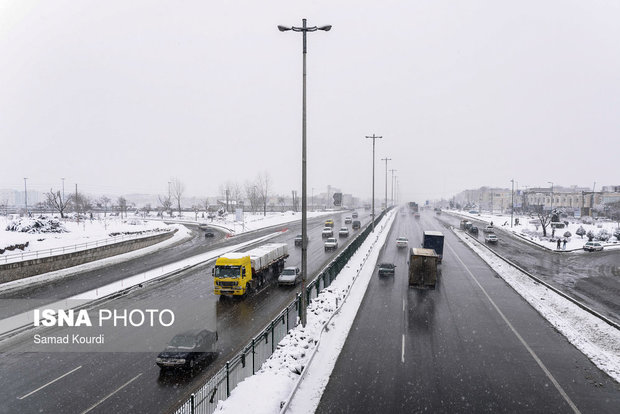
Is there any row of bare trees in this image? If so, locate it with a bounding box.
[45,190,130,218]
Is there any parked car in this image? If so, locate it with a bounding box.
[325,219,334,228]
[378,263,396,276]
[352,220,361,230]
[322,227,333,238]
[583,241,604,252]
[344,216,352,224]
[352,212,359,218]
[396,237,408,248]
[414,213,420,219]
[483,225,494,233]
[324,237,338,251]
[485,234,498,244]
[156,330,218,371]
[278,267,301,286]
[338,226,349,238]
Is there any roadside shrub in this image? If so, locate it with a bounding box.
[586,230,595,241]
[563,231,572,238]
[5,217,67,234]
[614,228,620,241]
[581,216,593,225]
[595,229,610,242]
[576,226,586,238]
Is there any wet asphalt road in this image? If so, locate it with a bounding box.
[0,211,373,414]
[316,210,620,413]
[438,212,620,325]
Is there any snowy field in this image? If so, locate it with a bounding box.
[449,210,620,251]
[0,210,335,260]
[149,209,335,234]
[0,216,173,259]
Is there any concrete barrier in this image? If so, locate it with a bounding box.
[0,230,175,283]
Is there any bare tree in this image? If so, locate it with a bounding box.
[245,181,259,214]
[158,194,172,217]
[537,210,552,237]
[256,172,271,216]
[75,192,93,214]
[278,196,286,212]
[46,189,72,218]
[98,196,111,217]
[117,196,128,219]
[171,178,185,217]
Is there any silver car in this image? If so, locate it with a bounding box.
[278,267,301,286]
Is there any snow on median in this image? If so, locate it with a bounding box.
[215,210,397,414]
[453,229,620,383]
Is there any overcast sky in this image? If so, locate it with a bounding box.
[1,0,619,203]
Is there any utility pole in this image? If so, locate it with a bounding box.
[75,183,79,224]
[389,169,397,207]
[381,157,391,211]
[366,134,382,231]
[23,178,28,216]
[61,178,65,202]
[510,179,514,227]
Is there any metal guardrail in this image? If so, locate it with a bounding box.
[0,230,171,265]
[171,210,389,414]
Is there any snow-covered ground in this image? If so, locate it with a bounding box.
[211,210,620,413]
[149,209,335,234]
[0,216,173,259]
[215,210,397,414]
[448,210,620,252]
[0,210,335,261]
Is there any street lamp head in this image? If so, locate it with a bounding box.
[277,25,291,32]
[318,25,332,31]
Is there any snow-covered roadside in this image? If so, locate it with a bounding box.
[453,228,620,383]
[447,210,620,252]
[0,224,191,294]
[214,210,397,414]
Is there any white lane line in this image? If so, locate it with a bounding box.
[446,242,581,414]
[403,298,406,313]
[401,334,405,363]
[80,373,143,414]
[18,365,82,400]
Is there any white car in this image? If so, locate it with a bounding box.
[338,227,349,238]
[485,234,498,244]
[583,241,603,252]
[324,237,338,252]
[278,267,301,286]
[322,227,333,238]
[396,237,408,248]
[344,217,352,224]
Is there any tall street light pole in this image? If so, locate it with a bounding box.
[381,157,391,211]
[510,179,514,227]
[23,178,28,216]
[278,18,331,328]
[548,181,554,213]
[389,169,397,207]
[365,134,382,231]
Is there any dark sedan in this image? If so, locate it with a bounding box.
[156,329,218,371]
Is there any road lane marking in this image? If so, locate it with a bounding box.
[401,334,405,363]
[403,298,405,313]
[446,242,581,414]
[80,373,143,414]
[18,365,82,400]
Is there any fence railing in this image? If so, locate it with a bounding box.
[171,209,389,414]
[0,230,171,265]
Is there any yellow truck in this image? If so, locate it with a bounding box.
[212,243,289,297]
